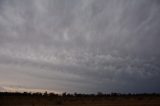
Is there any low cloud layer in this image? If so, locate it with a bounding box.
[0,0,160,93]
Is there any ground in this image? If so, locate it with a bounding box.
[0,93,160,106]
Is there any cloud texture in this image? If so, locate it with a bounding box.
[0,0,160,93]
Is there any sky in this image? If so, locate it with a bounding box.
[0,0,160,94]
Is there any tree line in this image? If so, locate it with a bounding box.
[0,92,160,97]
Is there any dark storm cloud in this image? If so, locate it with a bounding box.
[0,0,160,93]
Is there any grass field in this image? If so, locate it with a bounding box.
[0,92,160,106]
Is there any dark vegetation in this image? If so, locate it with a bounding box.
[0,92,160,106]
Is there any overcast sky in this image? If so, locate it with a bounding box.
[0,0,160,93]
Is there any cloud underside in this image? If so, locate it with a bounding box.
[0,0,160,93]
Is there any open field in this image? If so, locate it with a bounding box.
[0,92,160,106]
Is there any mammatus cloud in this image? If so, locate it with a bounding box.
[0,0,160,93]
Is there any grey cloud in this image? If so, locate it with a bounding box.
[0,87,5,92]
[0,0,160,93]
